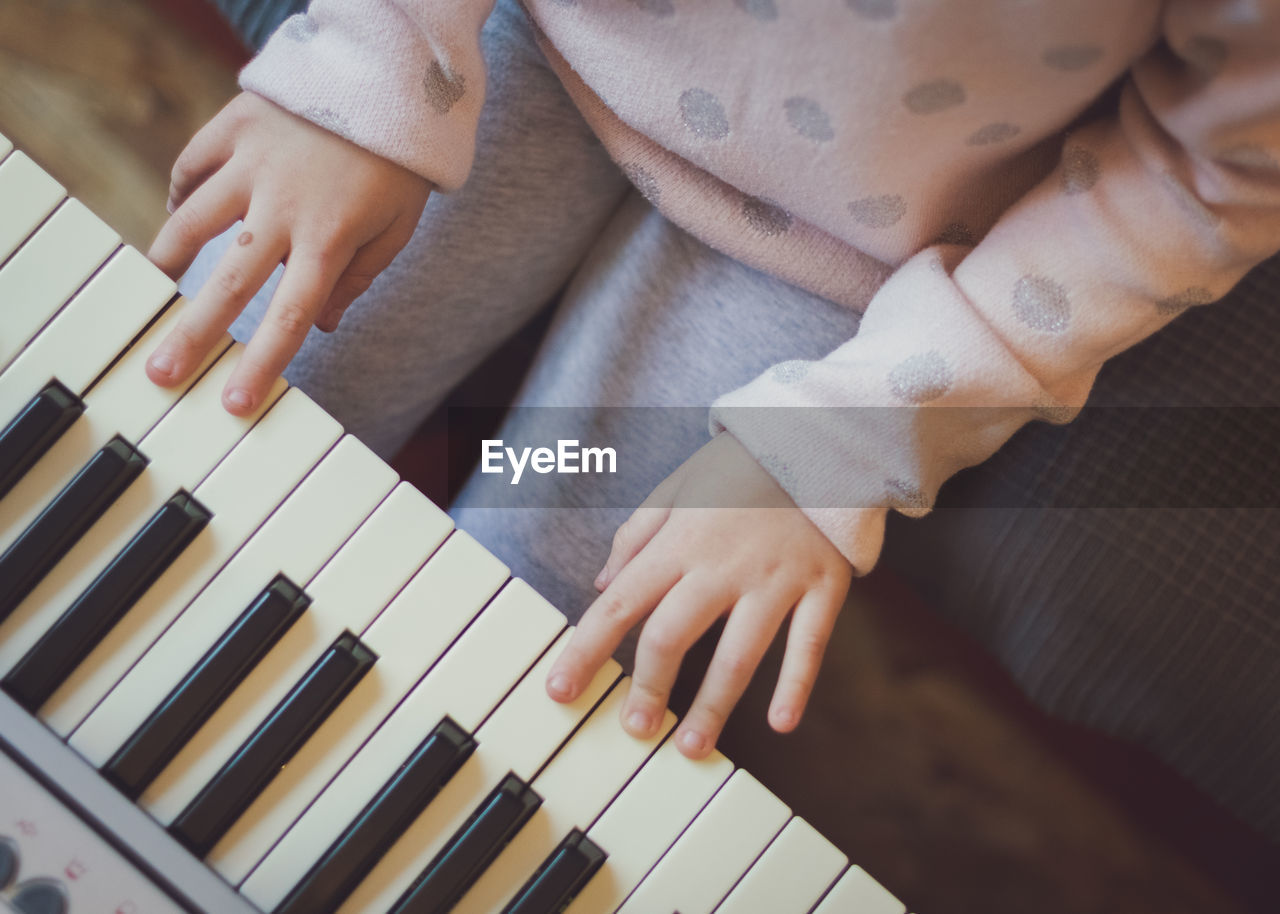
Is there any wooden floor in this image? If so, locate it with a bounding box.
[0,0,235,250]
[0,2,1269,913]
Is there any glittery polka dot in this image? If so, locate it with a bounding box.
[770,360,811,384]
[846,0,897,19]
[903,79,966,114]
[784,97,835,142]
[424,60,466,114]
[1183,35,1228,80]
[629,0,674,16]
[1221,144,1280,171]
[1154,286,1215,316]
[848,194,906,228]
[1161,173,1221,228]
[623,164,661,204]
[967,122,1021,146]
[1061,146,1101,194]
[1042,45,1104,71]
[888,351,953,403]
[742,196,793,236]
[935,222,977,246]
[886,478,931,515]
[734,0,777,21]
[280,14,318,41]
[300,106,353,138]
[1032,401,1076,424]
[758,454,800,494]
[679,89,730,139]
[1012,275,1071,333]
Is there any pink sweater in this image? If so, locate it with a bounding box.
[241,0,1280,574]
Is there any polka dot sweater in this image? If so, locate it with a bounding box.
[241,0,1280,574]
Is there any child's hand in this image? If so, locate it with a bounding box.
[145,92,432,415]
[546,433,853,759]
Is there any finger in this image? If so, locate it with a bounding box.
[768,586,843,733]
[221,243,351,414]
[168,115,236,212]
[595,465,687,591]
[147,222,287,388]
[148,166,248,280]
[622,574,732,739]
[313,230,403,333]
[676,590,792,758]
[546,550,680,703]
[596,505,670,592]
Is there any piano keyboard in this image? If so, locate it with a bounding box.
[0,132,910,914]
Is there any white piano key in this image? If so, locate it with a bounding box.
[452,680,675,914]
[564,738,735,914]
[206,528,509,884]
[241,578,564,913]
[0,132,11,159]
[0,351,283,682]
[0,152,63,264]
[0,298,231,559]
[713,816,846,914]
[335,627,619,914]
[0,247,175,423]
[0,200,120,372]
[39,386,340,734]
[139,482,452,826]
[618,769,789,914]
[811,865,906,914]
[70,434,397,767]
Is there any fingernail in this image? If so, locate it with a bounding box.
[166,198,175,215]
[594,566,610,591]
[149,354,176,379]
[773,707,798,730]
[678,729,707,754]
[625,710,652,736]
[548,674,576,701]
[226,389,255,412]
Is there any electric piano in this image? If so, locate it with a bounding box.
[0,133,909,914]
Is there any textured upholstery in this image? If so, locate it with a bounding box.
[882,256,1280,842]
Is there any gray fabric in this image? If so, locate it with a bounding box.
[881,256,1280,844]
[207,0,307,50]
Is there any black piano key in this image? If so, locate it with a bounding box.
[0,380,85,501]
[169,631,377,858]
[390,773,543,914]
[1,490,211,712]
[503,828,608,914]
[275,716,477,914]
[102,574,312,800]
[0,436,148,625]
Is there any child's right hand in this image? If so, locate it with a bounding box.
[145,91,432,415]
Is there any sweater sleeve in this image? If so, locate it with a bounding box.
[711,0,1280,575]
[238,0,497,191]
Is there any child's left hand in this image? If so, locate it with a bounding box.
[545,433,853,759]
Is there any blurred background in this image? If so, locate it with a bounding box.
[0,1,1273,912]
